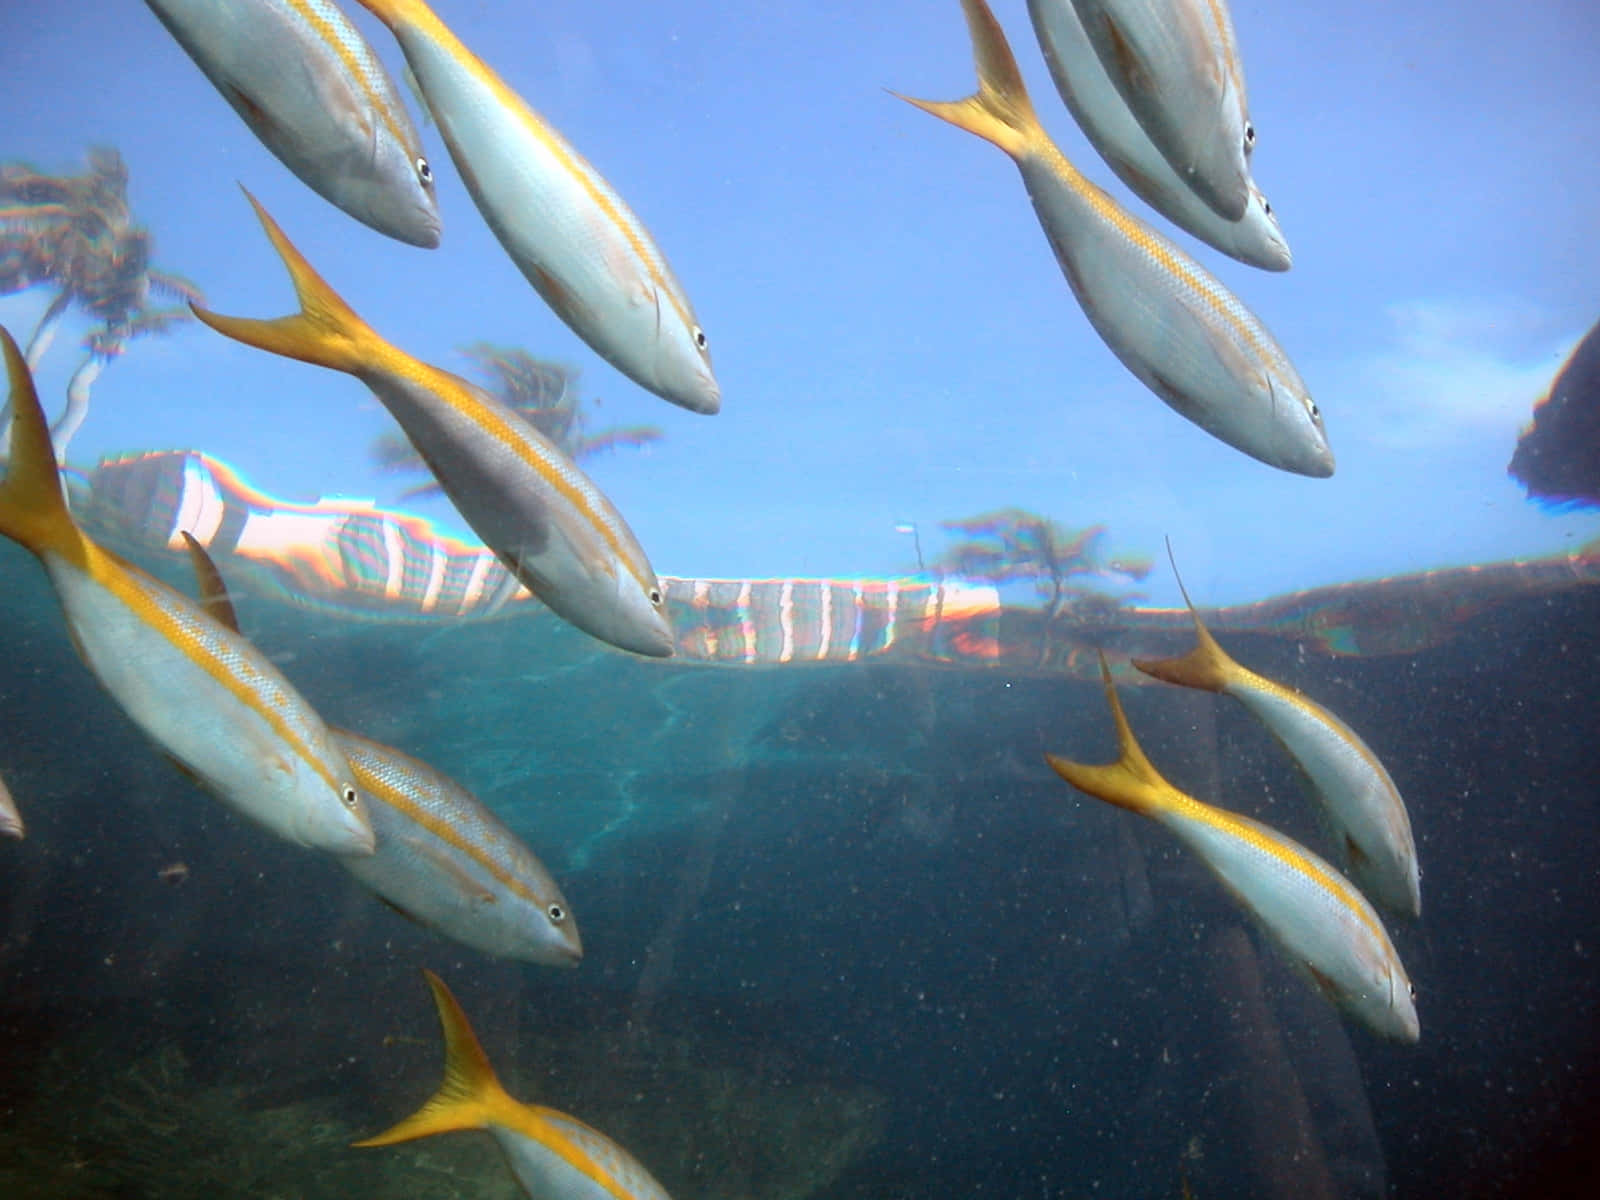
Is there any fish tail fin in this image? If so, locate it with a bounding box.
[353,970,506,1148]
[1046,652,1177,818]
[1132,543,1234,692]
[0,326,79,557]
[891,0,1039,159]
[190,189,379,377]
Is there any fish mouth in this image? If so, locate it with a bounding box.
[1305,442,1336,478]
[673,370,721,416]
[401,209,443,250]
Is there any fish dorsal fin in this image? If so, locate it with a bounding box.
[353,970,508,1147]
[1173,288,1265,389]
[1131,540,1235,693]
[180,531,241,634]
[1045,652,1177,818]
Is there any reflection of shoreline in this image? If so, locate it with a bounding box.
[80,447,1600,671]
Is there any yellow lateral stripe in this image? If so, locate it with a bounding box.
[366,334,651,592]
[394,0,696,333]
[79,540,342,796]
[511,1107,637,1200]
[1157,779,1388,946]
[349,752,538,904]
[1229,667,1397,789]
[288,0,418,164]
[1202,0,1247,107]
[1036,135,1273,366]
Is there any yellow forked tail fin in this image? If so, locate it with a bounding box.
[0,326,80,558]
[191,189,382,377]
[1045,652,1178,819]
[1132,544,1235,693]
[353,970,506,1148]
[890,0,1040,160]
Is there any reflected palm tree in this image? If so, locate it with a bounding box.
[938,507,1151,617]
[1,147,203,460]
[372,342,664,500]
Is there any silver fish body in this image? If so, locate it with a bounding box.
[1017,154,1329,474]
[1068,0,1253,220]
[1045,654,1418,1043]
[491,1113,674,1200]
[1027,0,1289,270]
[144,0,441,247]
[335,732,581,965]
[1158,798,1419,1042]
[357,0,719,414]
[900,0,1329,476]
[0,775,21,839]
[1228,684,1420,917]
[191,194,676,659]
[363,369,676,658]
[43,559,375,855]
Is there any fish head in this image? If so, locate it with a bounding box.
[1260,363,1335,478]
[518,877,584,967]
[291,743,377,856]
[349,136,443,249]
[649,284,721,414]
[597,564,678,658]
[1234,184,1292,272]
[1382,961,1422,1043]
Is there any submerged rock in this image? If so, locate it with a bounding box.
[0,1019,886,1200]
[1509,318,1600,508]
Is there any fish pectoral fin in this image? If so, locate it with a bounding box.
[1095,10,1156,100]
[1171,290,1267,394]
[161,752,207,791]
[1304,961,1343,1003]
[221,82,278,141]
[378,895,426,926]
[528,263,597,335]
[402,836,497,907]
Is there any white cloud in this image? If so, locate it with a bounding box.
[1346,298,1581,451]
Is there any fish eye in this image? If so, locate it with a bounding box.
[1408,982,1417,1000]
[1244,122,1256,149]
[416,157,433,184]
[341,785,360,809]
[548,903,566,923]
[693,327,708,352]
[1262,199,1272,216]
[1308,401,1320,419]
[649,587,663,607]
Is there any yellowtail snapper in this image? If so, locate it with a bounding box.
[144,0,441,247]
[895,0,1332,477]
[1133,554,1421,917]
[358,970,679,1199]
[0,327,374,856]
[1046,653,1419,1041]
[191,192,676,658]
[350,0,720,415]
[182,532,582,965]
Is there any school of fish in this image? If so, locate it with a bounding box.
[0,0,1421,1194]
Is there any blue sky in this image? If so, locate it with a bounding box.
[2,0,1596,606]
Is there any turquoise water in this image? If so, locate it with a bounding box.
[3,538,1598,1197]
